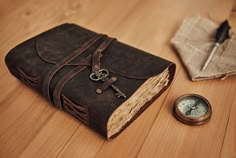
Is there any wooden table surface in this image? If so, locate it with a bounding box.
[0,0,236,157]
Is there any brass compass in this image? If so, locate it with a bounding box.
[173,94,212,125]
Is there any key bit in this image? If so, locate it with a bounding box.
[111,84,127,98]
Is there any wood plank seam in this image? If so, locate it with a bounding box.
[18,110,57,157]
[0,84,21,106]
[55,124,81,158]
[133,75,179,158]
[0,94,52,135]
[134,95,169,157]
[94,140,106,158]
[219,86,236,158]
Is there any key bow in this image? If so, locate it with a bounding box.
[89,69,109,81]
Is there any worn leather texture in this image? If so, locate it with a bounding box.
[5,23,176,138]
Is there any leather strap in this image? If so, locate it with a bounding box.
[52,37,115,109]
[53,65,87,109]
[96,77,117,93]
[42,34,104,104]
[92,38,115,72]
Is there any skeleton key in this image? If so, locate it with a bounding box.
[110,84,127,98]
[90,69,127,98]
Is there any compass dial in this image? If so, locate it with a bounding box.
[177,98,208,118]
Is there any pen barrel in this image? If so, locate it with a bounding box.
[202,43,220,71]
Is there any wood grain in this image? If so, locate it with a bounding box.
[220,11,236,158]
[0,0,235,158]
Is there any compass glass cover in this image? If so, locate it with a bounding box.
[177,96,208,118]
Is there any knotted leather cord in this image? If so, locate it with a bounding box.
[42,34,104,104]
[52,37,115,109]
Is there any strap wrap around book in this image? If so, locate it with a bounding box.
[92,37,115,72]
[5,23,176,139]
[43,34,104,104]
[53,35,116,109]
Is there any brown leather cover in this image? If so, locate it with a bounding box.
[5,23,176,139]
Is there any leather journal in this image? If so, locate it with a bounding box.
[5,24,176,139]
